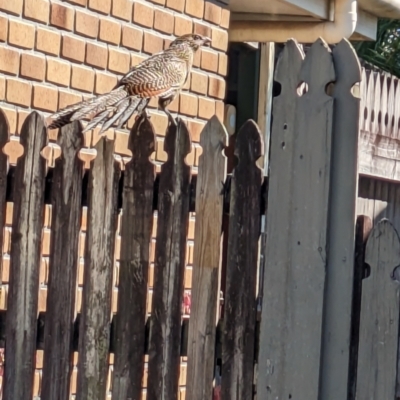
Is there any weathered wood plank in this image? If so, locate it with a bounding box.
[112,117,155,399]
[356,219,400,399]
[41,121,83,400]
[221,120,263,400]
[319,39,361,400]
[257,38,334,399]
[3,112,47,400]
[0,110,9,287]
[77,138,120,400]
[186,116,227,400]
[147,119,191,400]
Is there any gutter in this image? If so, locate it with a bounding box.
[229,0,358,44]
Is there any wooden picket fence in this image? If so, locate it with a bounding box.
[0,36,400,400]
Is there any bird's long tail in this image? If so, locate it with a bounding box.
[48,86,148,133]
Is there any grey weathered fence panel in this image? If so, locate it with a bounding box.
[0,110,9,288]
[186,116,227,400]
[222,120,263,400]
[356,219,400,399]
[112,118,155,399]
[257,38,334,399]
[319,39,361,400]
[42,122,84,400]
[77,138,120,400]
[148,120,191,400]
[3,112,47,400]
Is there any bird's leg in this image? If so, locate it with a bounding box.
[159,97,177,127]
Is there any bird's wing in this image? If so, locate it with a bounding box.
[119,52,188,98]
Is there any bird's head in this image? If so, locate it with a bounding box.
[170,34,212,51]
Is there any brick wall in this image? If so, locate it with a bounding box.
[0,0,230,398]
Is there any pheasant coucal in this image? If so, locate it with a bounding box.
[48,33,211,133]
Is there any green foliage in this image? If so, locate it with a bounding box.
[353,19,400,77]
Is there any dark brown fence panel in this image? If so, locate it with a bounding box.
[42,122,84,400]
[186,116,227,400]
[147,120,191,399]
[222,120,263,400]
[112,117,156,399]
[257,39,335,399]
[356,218,400,399]
[0,110,9,288]
[77,138,120,400]
[3,112,47,400]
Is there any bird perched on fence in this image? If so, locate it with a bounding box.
[48,33,211,133]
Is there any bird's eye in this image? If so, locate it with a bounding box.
[193,35,201,40]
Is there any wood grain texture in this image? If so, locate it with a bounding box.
[319,39,361,400]
[41,121,84,400]
[3,112,47,400]
[112,117,156,400]
[147,119,191,400]
[257,39,334,400]
[77,138,120,400]
[186,116,227,400]
[221,120,263,400]
[356,219,400,399]
[0,110,9,288]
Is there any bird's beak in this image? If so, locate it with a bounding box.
[203,37,212,46]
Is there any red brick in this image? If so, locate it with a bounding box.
[191,71,208,95]
[2,108,17,134]
[174,15,192,37]
[164,38,172,50]
[0,46,20,75]
[108,47,130,74]
[204,2,221,25]
[99,18,121,45]
[86,42,107,69]
[198,97,215,119]
[33,84,58,112]
[154,9,174,35]
[187,119,204,142]
[50,3,75,31]
[166,0,184,12]
[194,22,211,39]
[66,0,87,6]
[36,27,60,56]
[88,0,111,14]
[6,78,32,107]
[131,53,146,67]
[132,2,153,28]
[149,111,168,136]
[0,76,5,100]
[47,58,71,87]
[143,31,163,55]
[201,49,218,72]
[24,0,50,23]
[185,0,204,19]
[148,0,165,5]
[179,93,198,117]
[212,27,228,51]
[111,0,132,21]
[0,15,8,42]
[221,8,230,29]
[218,53,228,76]
[71,65,95,92]
[0,0,22,15]
[61,35,86,62]
[75,10,99,38]
[193,50,201,68]
[121,25,142,51]
[59,89,83,110]
[20,53,46,81]
[9,20,35,49]
[95,71,117,94]
[215,100,224,122]
[208,76,226,99]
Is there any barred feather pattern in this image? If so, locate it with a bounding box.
[48,33,207,132]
